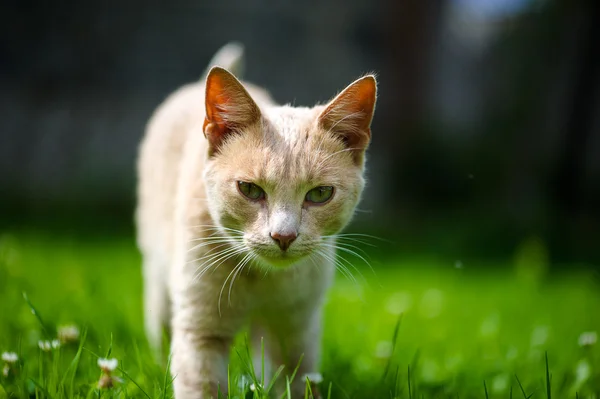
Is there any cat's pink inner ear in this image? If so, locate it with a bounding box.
[203,67,261,155]
[318,75,377,159]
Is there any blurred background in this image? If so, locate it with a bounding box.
[1,0,599,266]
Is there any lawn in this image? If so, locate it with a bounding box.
[0,231,598,398]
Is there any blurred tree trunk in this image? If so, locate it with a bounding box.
[376,0,444,214]
[551,0,600,260]
[553,0,599,214]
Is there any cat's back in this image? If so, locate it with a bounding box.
[136,82,206,255]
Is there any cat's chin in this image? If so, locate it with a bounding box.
[255,253,307,269]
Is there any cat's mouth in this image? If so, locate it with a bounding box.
[242,237,315,268]
[258,253,304,268]
[249,247,311,269]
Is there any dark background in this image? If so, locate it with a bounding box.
[1,0,598,265]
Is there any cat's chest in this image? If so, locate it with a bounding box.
[238,259,334,311]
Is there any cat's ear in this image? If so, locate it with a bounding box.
[318,75,377,164]
[203,67,261,156]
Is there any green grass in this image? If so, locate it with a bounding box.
[0,231,598,398]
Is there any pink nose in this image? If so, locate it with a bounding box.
[270,232,297,251]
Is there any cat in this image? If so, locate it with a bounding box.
[136,42,377,398]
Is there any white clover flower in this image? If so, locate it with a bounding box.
[249,382,263,392]
[578,331,597,347]
[2,351,19,378]
[51,340,61,349]
[302,372,323,384]
[97,358,118,372]
[57,325,80,343]
[38,340,52,352]
[1,352,18,364]
[374,341,393,359]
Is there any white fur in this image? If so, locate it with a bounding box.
[137,42,376,398]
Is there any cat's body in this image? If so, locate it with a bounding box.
[137,43,376,398]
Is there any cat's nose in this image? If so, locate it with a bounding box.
[270,232,297,251]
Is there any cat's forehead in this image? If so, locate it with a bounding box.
[216,105,354,187]
[262,105,320,143]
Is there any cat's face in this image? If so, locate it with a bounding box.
[202,68,376,268]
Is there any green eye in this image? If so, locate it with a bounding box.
[305,186,334,204]
[237,181,265,201]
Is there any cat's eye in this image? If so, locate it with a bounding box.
[305,186,334,205]
[237,181,265,201]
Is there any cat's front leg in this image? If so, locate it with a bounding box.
[269,307,325,399]
[170,319,233,398]
[169,281,241,399]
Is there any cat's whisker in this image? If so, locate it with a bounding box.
[187,234,243,243]
[315,248,356,284]
[336,252,368,283]
[187,243,240,262]
[325,232,390,242]
[226,252,257,307]
[185,224,246,236]
[218,251,253,315]
[326,249,360,283]
[187,242,241,264]
[323,239,372,258]
[320,241,372,264]
[193,248,247,283]
[333,236,377,248]
[307,253,322,272]
[194,253,240,283]
[187,239,241,253]
[319,241,374,280]
[191,244,247,281]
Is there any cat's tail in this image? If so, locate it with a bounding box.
[203,41,245,79]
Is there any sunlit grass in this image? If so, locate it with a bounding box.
[0,232,598,398]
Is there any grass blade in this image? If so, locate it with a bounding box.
[483,380,489,399]
[278,354,304,399]
[105,333,113,358]
[286,376,292,399]
[381,314,403,381]
[545,352,551,399]
[265,365,285,394]
[162,353,173,399]
[58,328,87,396]
[515,374,533,399]
[408,365,412,399]
[261,337,265,390]
[22,292,49,338]
[28,378,52,398]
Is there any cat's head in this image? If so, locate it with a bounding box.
[202,67,376,268]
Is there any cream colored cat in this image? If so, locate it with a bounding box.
[136,42,377,398]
